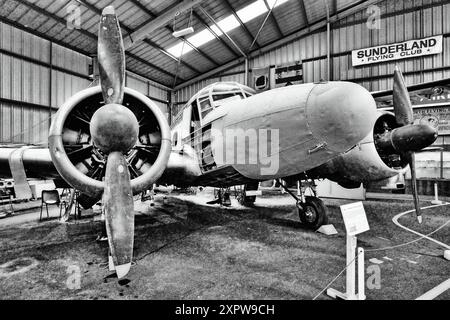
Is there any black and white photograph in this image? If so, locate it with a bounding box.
[0,0,448,310]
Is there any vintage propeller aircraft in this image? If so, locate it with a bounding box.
[0,7,439,279]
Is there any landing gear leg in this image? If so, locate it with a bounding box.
[207,187,231,207]
[237,182,259,206]
[278,179,328,230]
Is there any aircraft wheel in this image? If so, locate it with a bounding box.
[237,182,258,206]
[297,196,328,230]
[237,193,256,206]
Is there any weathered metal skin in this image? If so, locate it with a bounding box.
[210,81,378,180]
[375,124,438,154]
[158,146,202,187]
[97,5,125,105]
[48,86,171,198]
[104,151,134,268]
[90,103,139,153]
[310,111,408,186]
[0,148,58,180]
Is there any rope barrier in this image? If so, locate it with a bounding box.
[312,202,450,300]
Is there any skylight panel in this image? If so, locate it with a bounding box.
[167,42,193,58]
[210,15,240,35]
[166,0,291,58]
[266,0,290,9]
[189,29,216,47]
[237,0,268,23]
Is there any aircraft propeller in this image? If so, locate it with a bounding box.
[375,66,438,223]
[89,6,136,278]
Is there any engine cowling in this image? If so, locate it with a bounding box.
[48,86,171,198]
[310,111,408,187]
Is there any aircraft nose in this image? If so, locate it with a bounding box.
[306,82,378,152]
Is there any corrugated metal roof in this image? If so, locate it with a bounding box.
[0,0,366,88]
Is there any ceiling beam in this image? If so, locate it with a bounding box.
[298,0,310,27]
[123,0,204,49]
[76,0,201,76]
[0,15,91,57]
[332,0,338,15]
[221,0,260,48]
[199,6,247,57]
[15,0,97,41]
[192,10,240,58]
[262,0,284,38]
[127,0,219,67]
[126,52,180,81]
[174,0,383,90]
[17,0,185,85]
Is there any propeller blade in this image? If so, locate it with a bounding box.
[405,152,422,223]
[103,151,134,278]
[98,6,125,105]
[393,66,413,126]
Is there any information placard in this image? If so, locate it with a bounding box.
[340,202,370,236]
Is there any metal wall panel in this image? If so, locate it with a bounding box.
[127,74,148,95]
[51,70,90,109]
[0,21,50,63]
[0,22,91,144]
[0,102,53,145]
[0,54,50,105]
[125,72,169,115]
[52,43,90,75]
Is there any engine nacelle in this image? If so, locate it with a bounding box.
[310,111,408,188]
[48,86,171,198]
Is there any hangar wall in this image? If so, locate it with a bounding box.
[126,72,170,117]
[0,21,169,145]
[0,21,90,145]
[172,0,450,115]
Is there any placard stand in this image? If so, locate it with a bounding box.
[327,235,366,300]
[327,201,369,301]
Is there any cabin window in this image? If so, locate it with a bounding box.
[172,132,178,146]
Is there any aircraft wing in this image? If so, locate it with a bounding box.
[371,77,450,108]
[0,145,59,180]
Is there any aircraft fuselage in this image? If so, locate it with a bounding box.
[160,81,378,187]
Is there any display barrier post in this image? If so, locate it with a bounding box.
[431,181,443,205]
[327,202,369,300]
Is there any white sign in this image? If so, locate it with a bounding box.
[340,202,370,236]
[352,35,443,66]
[245,190,262,196]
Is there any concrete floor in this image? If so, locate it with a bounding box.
[0,191,448,300]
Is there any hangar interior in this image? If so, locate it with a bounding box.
[0,0,449,195]
[0,0,449,301]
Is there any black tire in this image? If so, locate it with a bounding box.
[298,196,328,230]
[238,193,256,206]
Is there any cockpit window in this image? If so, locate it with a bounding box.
[212,92,243,106]
[199,96,213,118]
[192,82,256,121]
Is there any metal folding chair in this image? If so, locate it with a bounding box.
[39,190,62,221]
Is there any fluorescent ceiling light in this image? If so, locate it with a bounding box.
[167,0,290,58]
